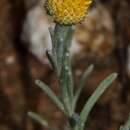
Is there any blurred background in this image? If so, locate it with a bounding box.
[0,0,130,130]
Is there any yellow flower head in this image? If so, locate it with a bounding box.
[45,0,92,25]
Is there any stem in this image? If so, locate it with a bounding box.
[60,26,74,116]
[52,24,74,116]
[53,24,70,75]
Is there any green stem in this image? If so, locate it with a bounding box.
[53,24,70,75]
[60,26,74,116]
[52,24,74,116]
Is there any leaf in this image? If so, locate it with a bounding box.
[73,65,94,110]
[28,112,48,127]
[35,80,65,114]
[78,73,117,130]
[46,50,59,73]
[59,65,72,116]
[120,115,130,130]
[49,27,54,41]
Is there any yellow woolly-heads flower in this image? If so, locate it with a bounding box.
[45,0,92,25]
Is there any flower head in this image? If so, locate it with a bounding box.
[45,0,92,25]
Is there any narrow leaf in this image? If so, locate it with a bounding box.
[35,80,65,113]
[59,66,72,116]
[73,65,94,110]
[120,115,130,130]
[78,73,117,130]
[46,50,59,73]
[49,27,54,40]
[28,112,48,127]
